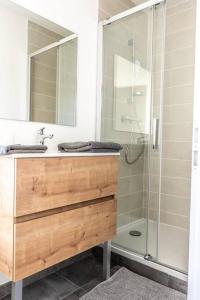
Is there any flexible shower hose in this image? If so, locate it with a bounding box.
[124,143,145,165]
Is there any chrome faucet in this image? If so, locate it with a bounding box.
[38,127,54,145]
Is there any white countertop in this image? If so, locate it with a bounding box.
[1,152,120,159]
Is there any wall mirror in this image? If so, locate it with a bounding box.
[0,0,78,126]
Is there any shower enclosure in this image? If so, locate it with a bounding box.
[98,0,194,279]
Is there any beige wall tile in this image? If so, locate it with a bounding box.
[165,47,195,70]
[101,98,113,119]
[28,21,63,53]
[149,157,160,176]
[31,78,56,97]
[160,211,189,229]
[166,8,196,35]
[143,191,159,211]
[117,208,143,227]
[28,29,59,52]
[166,0,196,17]
[161,176,191,198]
[119,155,144,177]
[31,93,56,111]
[130,175,144,194]
[29,21,65,41]
[162,141,192,160]
[164,66,194,88]
[117,212,131,227]
[29,22,61,124]
[161,193,190,217]
[31,61,57,83]
[31,109,55,124]
[143,175,160,193]
[162,158,192,178]
[166,0,196,9]
[163,103,193,124]
[164,84,194,105]
[130,208,144,222]
[99,0,133,21]
[118,192,143,214]
[34,51,57,69]
[165,27,195,53]
[163,122,193,141]
[148,208,159,222]
[118,176,132,196]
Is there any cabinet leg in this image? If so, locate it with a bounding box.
[11,280,23,300]
[103,241,111,280]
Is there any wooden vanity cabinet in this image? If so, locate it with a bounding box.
[0,155,118,282]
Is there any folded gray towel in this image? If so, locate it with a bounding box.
[0,144,48,155]
[58,148,119,153]
[58,145,91,152]
[58,141,122,152]
[89,149,120,153]
[90,141,122,150]
[59,142,89,150]
[8,144,48,151]
[8,150,47,154]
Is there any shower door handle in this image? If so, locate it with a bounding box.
[152,118,159,151]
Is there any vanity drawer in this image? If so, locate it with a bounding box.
[15,156,118,216]
[13,198,116,281]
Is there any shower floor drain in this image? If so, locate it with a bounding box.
[129,230,142,237]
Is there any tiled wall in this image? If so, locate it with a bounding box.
[99,0,195,230]
[28,22,63,124]
[99,1,148,228]
[152,0,195,230]
[56,38,77,126]
[117,145,145,227]
[99,0,134,20]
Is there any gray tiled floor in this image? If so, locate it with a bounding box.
[3,255,108,300]
[2,253,186,299]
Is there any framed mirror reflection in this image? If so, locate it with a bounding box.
[0,1,78,126]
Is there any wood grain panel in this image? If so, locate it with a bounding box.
[15,196,114,223]
[14,199,116,281]
[15,156,118,216]
[0,158,14,279]
[0,217,14,280]
[0,158,15,217]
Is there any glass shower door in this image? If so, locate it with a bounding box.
[101,3,164,261]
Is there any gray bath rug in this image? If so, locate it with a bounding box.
[80,267,186,300]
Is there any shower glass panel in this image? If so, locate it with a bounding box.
[101,4,165,261]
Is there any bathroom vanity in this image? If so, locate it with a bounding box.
[0,153,118,299]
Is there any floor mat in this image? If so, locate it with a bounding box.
[80,267,186,300]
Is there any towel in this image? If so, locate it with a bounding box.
[58,141,122,153]
[0,144,48,155]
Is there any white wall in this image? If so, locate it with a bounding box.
[0,5,28,121]
[0,0,98,150]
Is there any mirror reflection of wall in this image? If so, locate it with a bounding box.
[29,22,77,126]
[114,55,150,135]
[0,2,78,127]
